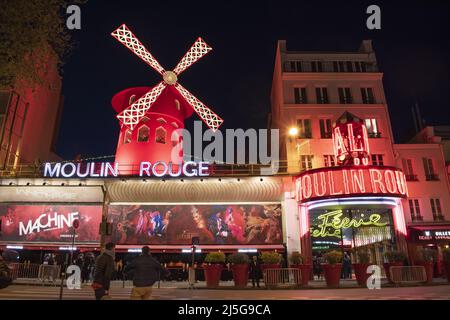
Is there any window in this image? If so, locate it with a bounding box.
[289,61,303,72]
[123,130,132,144]
[338,88,352,104]
[409,199,423,221]
[300,155,313,171]
[371,154,384,166]
[129,95,137,105]
[361,88,375,104]
[171,122,179,128]
[323,155,335,167]
[294,88,308,104]
[364,118,381,138]
[402,159,418,181]
[346,61,353,72]
[430,198,444,221]
[319,119,332,138]
[311,61,323,72]
[140,116,150,123]
[333,61,346,72]
[157,117,167,124]
[423,158,438,181]
[137,125,149,142]
[315,87,329,104]
[296,119,312,138]
[155,127,166,144]
[175,99,181,111]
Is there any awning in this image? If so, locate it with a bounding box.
[409,225,450,231]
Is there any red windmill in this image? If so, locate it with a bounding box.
[111,24,223,173]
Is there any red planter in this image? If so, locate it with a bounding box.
[290,264,312,286]
[383,262,403,283]
[444,262,450,282]
[322,264,342,288]
[353,264,371,287]
[417,261,434,283]
[204,264,223,288]
[231,264,249,288]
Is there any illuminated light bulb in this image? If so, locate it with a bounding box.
[289,127,299,136]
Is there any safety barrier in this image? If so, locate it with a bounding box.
[8,263,61,284]
[263,268,302,289]
[389,266,427,285]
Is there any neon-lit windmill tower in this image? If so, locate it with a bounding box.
[110,24,223,173]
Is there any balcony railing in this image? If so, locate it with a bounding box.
[425,174,439,181]
[405,174,418,181]
[433,214,445,222]
[411,215,424,222]
[368,132,382,138]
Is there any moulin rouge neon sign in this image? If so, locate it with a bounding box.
[43,161,210,178]
[295,166,408,203]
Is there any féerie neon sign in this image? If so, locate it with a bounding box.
[311,209,387,238]
[295,166,408,203]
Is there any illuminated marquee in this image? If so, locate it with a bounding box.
[295,166,408,203]
[43,161,210,178]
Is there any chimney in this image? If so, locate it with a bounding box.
[359,40,373,53]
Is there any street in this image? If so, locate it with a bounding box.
[0,284,449,300]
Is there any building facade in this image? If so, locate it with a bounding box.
[0,40,448,275]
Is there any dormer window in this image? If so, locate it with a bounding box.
[137,125,150,142]
[141,116,150,123]
[156,127,166,144]
[129,95,137,105]
[171,122,179,128]
[124,130,132,144]
[175,99,181,111]
[157,117,167,124]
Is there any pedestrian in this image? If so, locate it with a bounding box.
[342,252,352,279]
[124,246,167,300]
[92,243,116,300]
[249,256,262,288]
[0,255,12,289]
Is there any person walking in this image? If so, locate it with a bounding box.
[342,252,352,279]
[92,243,116,300]
[125,246,166,300]
[0,255,12,289]
[249,256,262,288]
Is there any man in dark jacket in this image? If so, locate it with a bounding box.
[249,256,262,288]
[93,242,115,300]
[125,246,165,300]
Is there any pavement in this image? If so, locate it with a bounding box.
[1,280,449,300]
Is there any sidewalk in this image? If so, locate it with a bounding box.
[12,278,450,289]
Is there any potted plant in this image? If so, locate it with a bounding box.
[322,251,343,288]
[443,248,450,282]
[227,253,250,288]
[260,252,281,272]
[383,250,406,283]
[203,252,225,288]
[352,250,372,287]
[414,247,436,283]
[290,251,312,286]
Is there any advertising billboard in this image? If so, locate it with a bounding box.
[107,204,283,245]
[0,205,102,244]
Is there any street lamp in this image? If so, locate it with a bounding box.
[288,127,299,137]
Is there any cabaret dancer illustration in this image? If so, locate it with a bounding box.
[208,211,229,244]
[224,207,245,243]
[150,211,164,237]
[135,209,151,240]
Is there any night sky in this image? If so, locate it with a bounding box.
[57,0,450,160]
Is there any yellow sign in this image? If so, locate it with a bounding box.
[311,210,387,238]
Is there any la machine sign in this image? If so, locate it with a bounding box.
[295,166,408,203]
[43,161,210,178]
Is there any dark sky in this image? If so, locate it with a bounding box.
[57,0,450,160]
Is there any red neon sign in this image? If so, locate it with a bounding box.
[332,112,370,166]
[295,166,408,203]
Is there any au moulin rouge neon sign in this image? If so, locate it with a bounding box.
[296,113,408,203]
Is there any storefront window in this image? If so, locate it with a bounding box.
[309,208,395,265]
